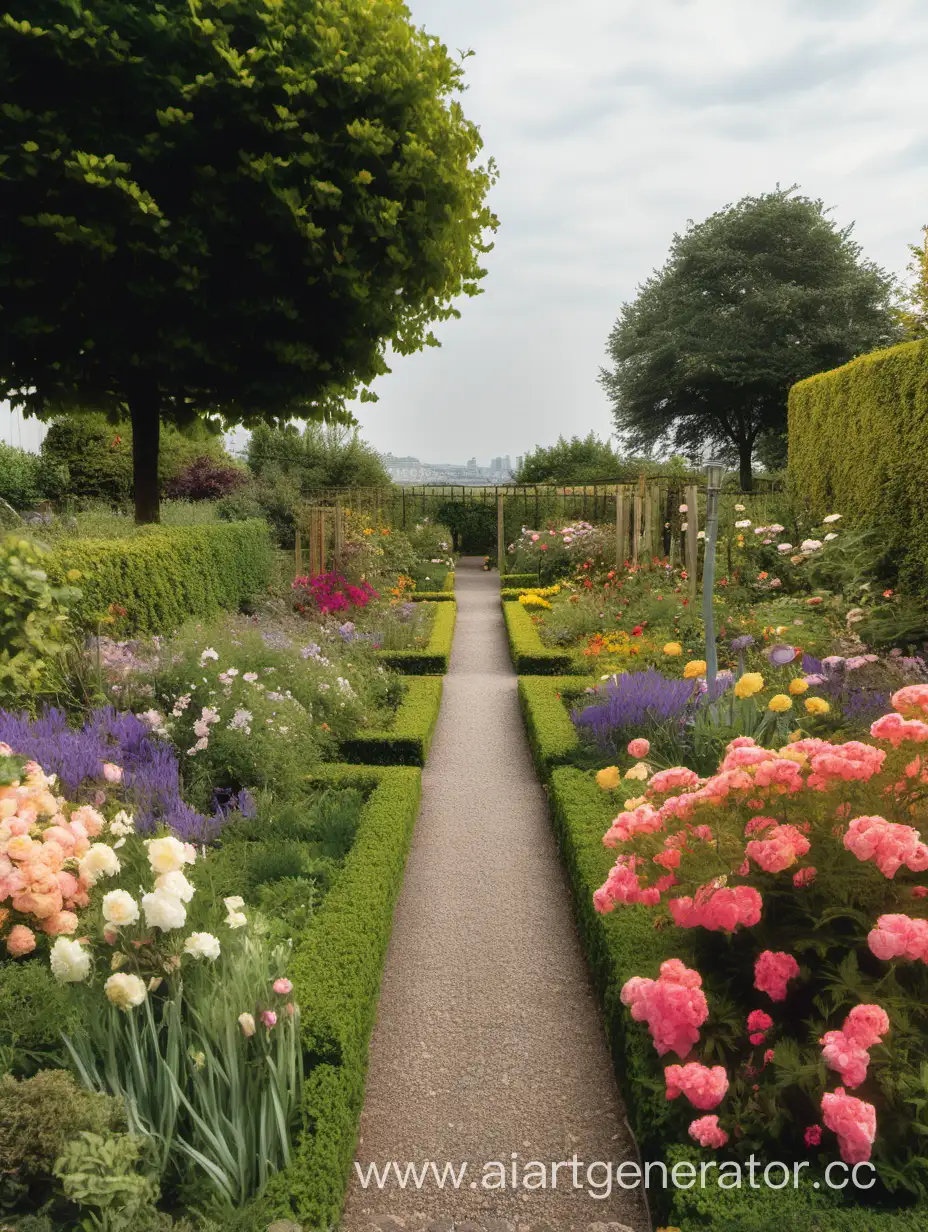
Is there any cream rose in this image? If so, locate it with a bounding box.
[49,937,91,983]
[146,836,194,875]
[183,932,221,961]
[105,972,147,1010]
[102,889,140,927]
[78,842,121,886]
[155,870,195,903]
[141,888,187,932]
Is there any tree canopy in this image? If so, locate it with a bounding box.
[0,0,497,520]
[247,421,391,490]
[600,189,898,489]
[897,225,928,340]
[513,433,630,484]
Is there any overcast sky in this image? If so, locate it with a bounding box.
[4,0,927,462]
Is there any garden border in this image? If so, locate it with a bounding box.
[517,675,598,775]
[256,764,423,1230]
[500,572,537,588]
[339,677,443,766]
[501,599,574,675]
[376,600,456,674]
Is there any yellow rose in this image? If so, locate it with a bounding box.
[596,766,620,791]
[805,696,830,716]
[734,672,764,699]
[663,642,683,656]
[624,763,650,781]
[768,694,793,713]
[788,678,809,695]
[683,659,707,679]
[625,795,647,809]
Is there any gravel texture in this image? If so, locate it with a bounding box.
[339,560,648,1232]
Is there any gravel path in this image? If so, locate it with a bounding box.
[339,559,649,1232]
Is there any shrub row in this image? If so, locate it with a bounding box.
[339,677,443,766]
[532,742,924,1229]
[502,600,574,674]
[517,676,596,775]
[788,339,928,594]
[500,572,537,587]
[255,765,423,1230]
[409,591,456,603]
[45,520,274,635]
[377,601,456,674]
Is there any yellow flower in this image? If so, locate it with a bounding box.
[363,528,374,535]
[775,626,788,635]
[663,642,683,656]
[624,795,647,809]
[788,678,809,695]
[734,672,764,698]
[787,729,803,743]
[805,696,830,716]
[683,659,707,679]
[768,694,793,713]
[624,763,650,781]
[66,568,83,581]
[596,766,620,791]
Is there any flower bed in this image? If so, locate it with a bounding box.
[376,600,456,674]
[339,677,444,766]
[502,599,575,675]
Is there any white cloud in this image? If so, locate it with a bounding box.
[351,0,928,465]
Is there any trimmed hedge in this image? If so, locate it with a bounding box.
[502,600,574,674]
[443,571,455,592]
[45,520,274,635]
[339,677,443,766]
[408,591,455,603]
[517,675,597,775]
[257,764,422,1230]
[788,339,928,594]
[500,572,537,587]
[377,600,456,674]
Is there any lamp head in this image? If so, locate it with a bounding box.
[705,459,726,491]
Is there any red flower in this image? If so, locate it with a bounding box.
[631,625,644,637]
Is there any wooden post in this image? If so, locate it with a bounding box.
[632,474,645,566]
[685,483,699,600]
[497,493,505,573]
[308,509,319,576]
[615,487,627,571]
[333,501,344,573]
[295,527,303,578]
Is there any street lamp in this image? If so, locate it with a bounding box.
[702,458,726,692]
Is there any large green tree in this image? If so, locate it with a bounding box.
[0,1,497,521]
[513,432,630,484]
[247,420,391,488]
[600,189,898,490]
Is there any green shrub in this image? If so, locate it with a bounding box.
[0,443,64,509]
[377,601,456,674]
[0,961,80,1077]
[517,676,597,776]
[500,572,538,587]
[788,339,928,595]
[502,600,574,674]
[253,765,422,1230]
[340,677,443,765]
[45,520,273,634]
[0,534,80,708]
[407,590,455,602]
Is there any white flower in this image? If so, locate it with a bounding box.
[105,972,147,1010]
[679,504,688,513]
[102,890,140,927]
[141,889,187,932]
[238,1012,256,1037]
[140,709,165,729]
[186,736,209,755]
[78,843,121,886]
[199,648,219,665]
[735,519,751,529]
[109,810,135,837]
[50,937,91,983]
[183,932,221,961]
[171,694,192,717]
[225,910,248,930]
[243,672,258,683]
[822,513,842,524]
[777,543,793,553]
[697,531,706,540]
[228,708,252,733]
[147,836,194,874]
[825,532,838,541]
[800,539,822,553]
[681,522,688,531]
[769,524,785,534]
[734,503,745,511]
[155,870,195,903]
[193,718,211,739]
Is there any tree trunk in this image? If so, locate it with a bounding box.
[738,440,754,493]
[128,380,161,524]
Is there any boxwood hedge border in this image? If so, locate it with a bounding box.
[376,600,456,674]
[340,677,443,766]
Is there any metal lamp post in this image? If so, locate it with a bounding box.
[702,459,726,692]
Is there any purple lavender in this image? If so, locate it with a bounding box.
[0,707,218,842]
[572,670,697,749]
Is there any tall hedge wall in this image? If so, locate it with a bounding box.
[46,520,274,634]
[788,339,928,592]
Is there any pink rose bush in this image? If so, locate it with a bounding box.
[596,691,928,1176]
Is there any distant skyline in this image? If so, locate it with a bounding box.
[5,1,928,464]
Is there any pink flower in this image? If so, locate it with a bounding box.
[793,866,817,887]
[648,766,700,795]
[628,738,651,759]
[804,1124,823,1148]
[5,924,36,956]
[273,977,293,996]
[261,1010,278,1029]
[754,950,800,1002]
[844,815,928,878]
[745,824,810,873]
[820,1029,871,1088]
[595,855,662,909]
[821,1088,876,1164]
[868,913,928,962]
[870,713,928,748]
[891,684,928,718]
[101,763,123,784]
[688,1115,729,1148]
[844,1004,890,1050]
[747,1010,773,1036]
[669,885,761,932]
[665,1061,729,1110]
[620,959,709,1058]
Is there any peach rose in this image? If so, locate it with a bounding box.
[6,924,37,956]
[40,910,79,936]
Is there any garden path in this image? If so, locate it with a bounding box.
[340,558,649,1232]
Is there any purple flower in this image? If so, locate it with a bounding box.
[767,644,798,667]
[730,635,755,652]
[572,670,697,749]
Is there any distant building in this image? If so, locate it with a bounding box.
[380,451,515,485]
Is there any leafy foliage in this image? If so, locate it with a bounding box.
[513,433,630,484]
[0,0,496,519]
[0,534,80,708]
[602,188,899,488]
